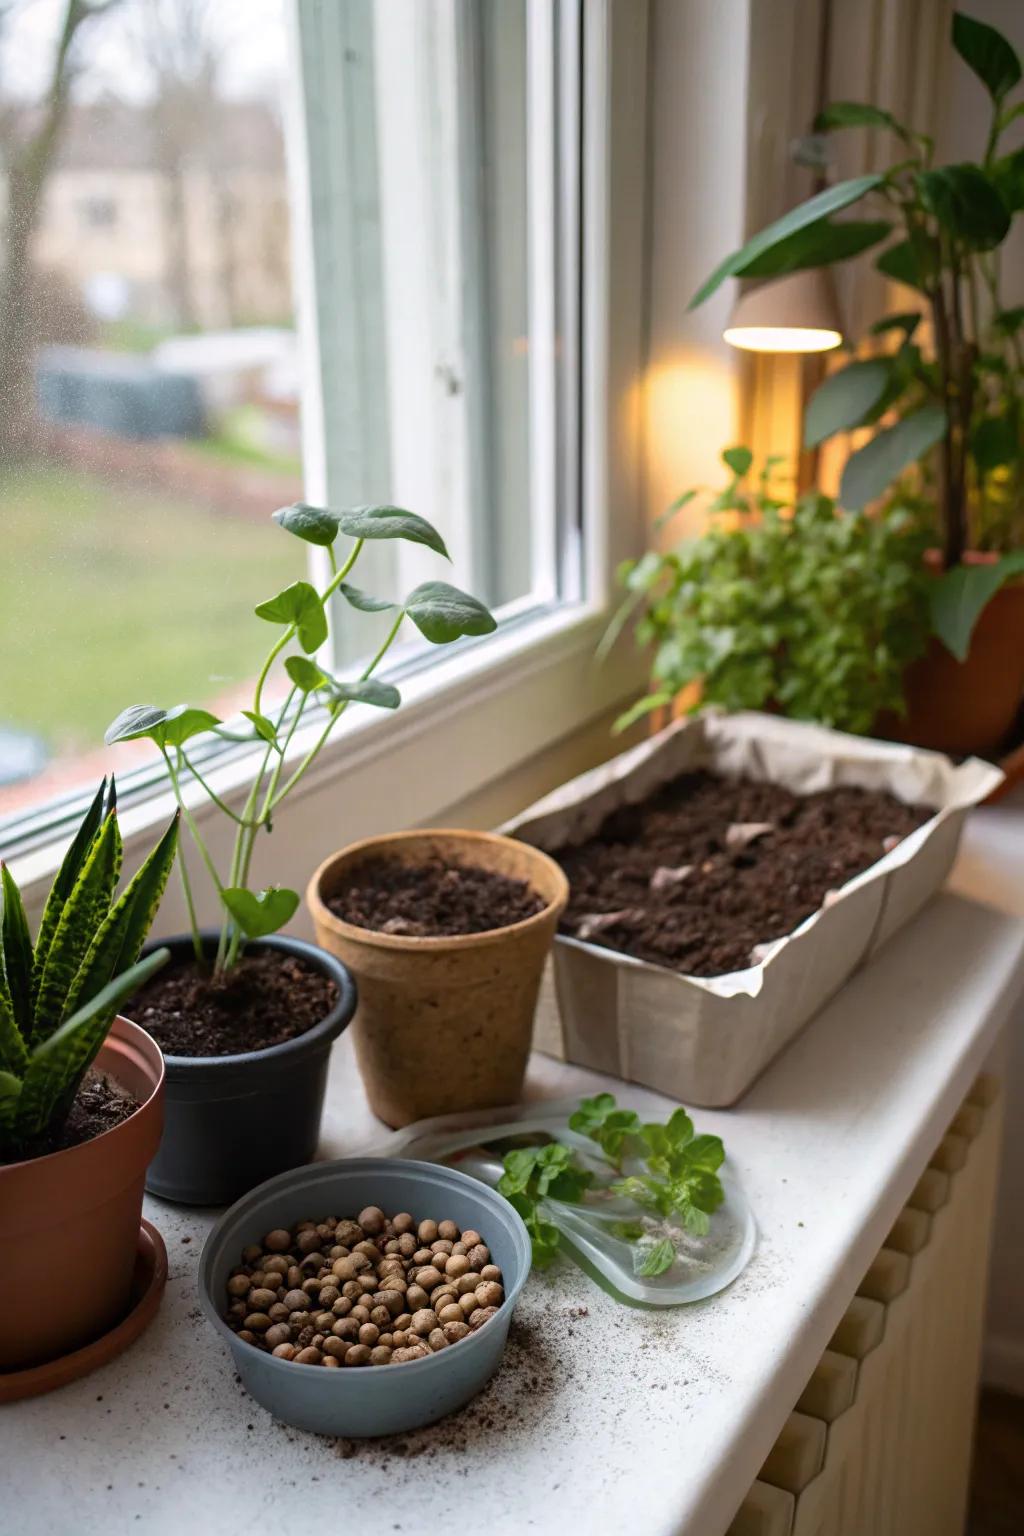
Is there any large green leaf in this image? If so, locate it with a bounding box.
[688,175,883,309]
[973,414,1020,472]
[404,581,497,644]
[875,237,938,291]
[15,949,170,1143]
[930,551,1024,662]
[735,218,892,279]
[221,886,300,939]
[815,101,913,141]
[1,862,34,1038]
[104,704,220,749]
[916,165,1011,250]
[839,405,948,509]
[804,359,892,449]
[32,812,123,1044]
[255,581,327,655]
[952,11,1021,101]
[272,503,340,546]
[336,505,450,560]
[991,146,1024,213]
[328,678,401,710]
[31,778,109,1007]
[61,814,179,1024]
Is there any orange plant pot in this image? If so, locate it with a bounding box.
[0,1016,164,1372]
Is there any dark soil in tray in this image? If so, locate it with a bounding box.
[554,770,931,977]
[1,1069,138,1165]
[125,950,338,1057]
[328,855,545,937]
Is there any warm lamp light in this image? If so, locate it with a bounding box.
[723,270,843,354]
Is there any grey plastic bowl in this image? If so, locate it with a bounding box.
[199,1156,531,1437]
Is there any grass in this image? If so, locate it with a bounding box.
[0,461,304,758]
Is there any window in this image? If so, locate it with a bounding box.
[78,196,118,229]
[1,0,636,869]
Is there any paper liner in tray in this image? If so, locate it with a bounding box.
[501,711,1003,1107]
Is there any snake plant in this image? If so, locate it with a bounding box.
[0,779,178,1160]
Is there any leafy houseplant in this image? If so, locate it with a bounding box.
[0,781,177,1374]
[689,10,1024,751]
[607,447,931,737]
[0,779,176,1161]
[104,502,496,1206]
[106,502,496,973]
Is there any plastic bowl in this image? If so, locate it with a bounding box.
[198,1156,531,1437]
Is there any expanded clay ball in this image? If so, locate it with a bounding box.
[224,1208,507,1370]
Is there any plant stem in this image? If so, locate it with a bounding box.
[177,751,252,827]
[175,841,204,964]
[252,628,293,719]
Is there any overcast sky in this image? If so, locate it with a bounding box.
[0,0,290,103]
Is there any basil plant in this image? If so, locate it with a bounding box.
[106,504,496,973]
[691,9,1024,664]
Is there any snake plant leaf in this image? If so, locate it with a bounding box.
[15,948,170,1143]
[32,812,123,1045]
[221,886,300,939]
[952,11,1021,102]
[0,1069,21,1142]
[335,505,451,561]
[0,991,27,1077]
[688,175,883,309]
[404,581,498,644]
[61,813,179,1024]
[255,581,328,655]
[1,862,34,1037]
[31,778,109,1007]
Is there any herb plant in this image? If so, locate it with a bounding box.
[689,10,1024,661]
[106,503,496,974]
[497,1093,726,1276]
[0,780,177,1160]
[606,447,931,736]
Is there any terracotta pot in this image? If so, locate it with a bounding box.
[307,829,569,1128]
[892,552,1024,758]
[0,1016,164,1372]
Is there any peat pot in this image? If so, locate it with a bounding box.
[307,829,569,1127]
[1,1016,164,1373]
[141,933,356,1206]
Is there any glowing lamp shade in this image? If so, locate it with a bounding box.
[723,270,843,354]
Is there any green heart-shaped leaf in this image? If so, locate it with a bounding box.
[337,582,397,614]
[104,705,220,749]
[722,446,753,477]
[272,503,340,546]
[255,581,327,654]
[804,359,892,449]
[404,581,497,644]
[328,678,401,710]
[284,656,329,693]
[336,505,450,559]
[221,886,300,939]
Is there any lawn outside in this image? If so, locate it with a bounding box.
[0,457,304,814]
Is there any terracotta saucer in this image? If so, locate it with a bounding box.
[0,1220,168,1403]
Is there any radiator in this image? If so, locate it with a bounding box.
[728,1075,1003,1536]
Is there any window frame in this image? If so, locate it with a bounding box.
[3,0,650,911]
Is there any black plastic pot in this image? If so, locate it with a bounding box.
[138,932,356,1206]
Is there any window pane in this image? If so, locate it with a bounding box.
[0,0,303,818]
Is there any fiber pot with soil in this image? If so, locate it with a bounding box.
[308,829,569,1128]
[0,779,177,1385]
[106,500,496,1204]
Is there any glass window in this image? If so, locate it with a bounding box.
[0,0,581,840]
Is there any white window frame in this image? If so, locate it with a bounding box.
[5,0,649,921]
